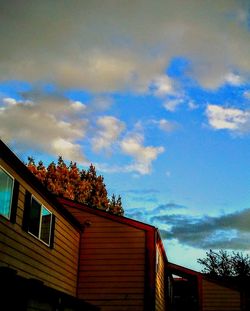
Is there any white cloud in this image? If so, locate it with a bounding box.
[70,100,86,111]
[152,75,175,97]
[0,1,250,91]
[91,116,125,152]
[153,119,178,132]
[0,96,88,163]
[163,98,184,112]
[243,91,250,100]
[206,104,250,132]
[51,138,84,161]
[120,133,164,174]
[3,97,32,106]
[3,98,18,106]
[188,101,199,110]
[225,72,243,86]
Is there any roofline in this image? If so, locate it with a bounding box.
[58,197,157,232]
[167,262,241,291]
[156,229,169,263]
[167,262,201,277]
[0,139,82,231]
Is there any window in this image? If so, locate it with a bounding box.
[25,195,53,246]
[0,166,14,219]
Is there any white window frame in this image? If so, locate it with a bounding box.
[28,195,53,247]
[0,165,14,220]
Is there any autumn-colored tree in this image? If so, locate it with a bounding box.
[26,157,124,216]
[109,194,124,216]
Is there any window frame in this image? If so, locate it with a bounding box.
[27,194,53,247]
[0,165,15,220]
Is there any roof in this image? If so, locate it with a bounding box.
[58,197,157,232]
[167,262,241,291]
[0,139,82,231]
[167,262,201,279]
[0,138,161,237]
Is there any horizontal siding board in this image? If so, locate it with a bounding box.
[83,294,144,300]
[85,231,145,238]
[0,236,77,280]
[85,226,143,233]
[84,237,145,243]
[79,270,145,277]
[78,287,144,294]
[0,252,75,295]
[80,252,145,259]
[202,279,241,311]
[0,161,80,297]
[79,259,145,266]
[79,276,144,282]
[79,264,144,271]
[81,242,144,249]
[16,205,23,218]
[81,247,145,255]
[79,282,144,289]
[87,300,144,306]
[65,206,146,311]
[15,214,23,227]
[0,244,76,286]
[0,222,78,270]
[54,216,80,241]
[54,228,79,251]
[18,189,25,200]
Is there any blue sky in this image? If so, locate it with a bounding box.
[0,0,250,270]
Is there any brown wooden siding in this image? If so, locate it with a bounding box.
[155,243,166,311]
[202,279,241,311]
[0,160,80,297]
[66,206,146,311]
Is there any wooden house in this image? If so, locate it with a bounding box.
[0,140,98,310]
[59,197,172,311]
[168,262,242,311]
[0,139,171,311]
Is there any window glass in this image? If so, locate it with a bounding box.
[28,196,52,246]
[40,206,52,244]
[0,167,14,219]
[29,197,41,237]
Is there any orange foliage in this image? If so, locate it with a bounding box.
[26,157,124,216]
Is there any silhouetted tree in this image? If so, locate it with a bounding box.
[27,157,124,216]
[198,249,250,277]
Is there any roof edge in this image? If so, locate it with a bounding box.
[0,139,82,231]
[58,197,157,232]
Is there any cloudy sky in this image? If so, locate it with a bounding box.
[1,0,250,270]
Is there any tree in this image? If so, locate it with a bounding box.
[197,249,250,277]
[109,194,124,216]
[26,156,124,216]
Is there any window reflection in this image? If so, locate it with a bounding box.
[0,167,14,219]
[28,196,52,246]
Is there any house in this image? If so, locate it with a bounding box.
[3,139,243,311]
[168,262,243,311]
[0,139,171,311]
[58,197,172,311]
[0,140,98,310]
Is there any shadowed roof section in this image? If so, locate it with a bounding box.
[167,262,201,278]
[58,196,158,232]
